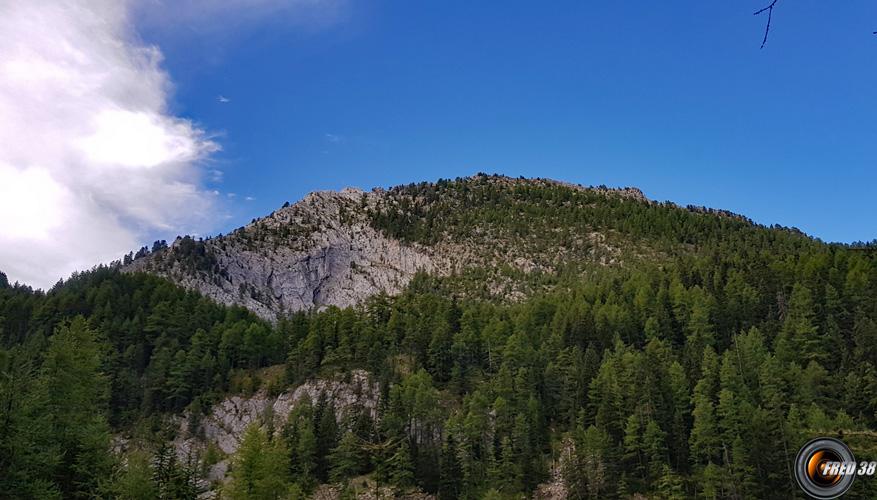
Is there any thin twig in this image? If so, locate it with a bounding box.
[754,0,780,49]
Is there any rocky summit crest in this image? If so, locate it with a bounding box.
[123,174,664,319]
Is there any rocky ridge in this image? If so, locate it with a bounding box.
[124,175,648,320]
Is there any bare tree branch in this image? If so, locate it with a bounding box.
[754,0,780,49]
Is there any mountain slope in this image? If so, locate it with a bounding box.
[125,174,787,320]
[4,174,877,499]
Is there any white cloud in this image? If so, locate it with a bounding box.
[324,133,344,144]
[0,1,219,289]
[78,109,215,169]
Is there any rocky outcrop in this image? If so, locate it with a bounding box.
[126,188,446,320]
[174,370,379,489]
[124,175,647,320]
[176,370,379,456]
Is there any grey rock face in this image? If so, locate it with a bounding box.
[124,176,647,320]
[176,369,379,457]
[127,188,445,320]
[173,370,380,493]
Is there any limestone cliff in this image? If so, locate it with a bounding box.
[173,370,380,488]
[124,175,648,320]
[125,188,444,320]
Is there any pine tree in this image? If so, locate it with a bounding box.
[0,345,59,498]
[683,290,716,380]
[315,393,339,482]
[153,441,202,499]
[226,424,291,499]
[623,413,645,482]
[429,319,454,383]
[643,419,668,482]
[498,435,522,494]
[656,464,685,499]
[388,438,415,489]
[775,283,821,366]
[113,450,158,500]
[329,431,363,482]
[295,419,318,487]
[167,349,192,410]
[667,361,690,470]
[564,423,611,499]
[439,434,462,500]
[690,347,720,465]
[752,356,796,495]
[699,461,722,499]
[33,317,115,498]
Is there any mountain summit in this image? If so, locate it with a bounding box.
[124,173,784,320]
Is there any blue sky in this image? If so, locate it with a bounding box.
[142,0,876,244]
[2,1,875,288]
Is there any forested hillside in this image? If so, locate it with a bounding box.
[2,176,877,499]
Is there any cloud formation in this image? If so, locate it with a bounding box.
[0,1,218,289]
